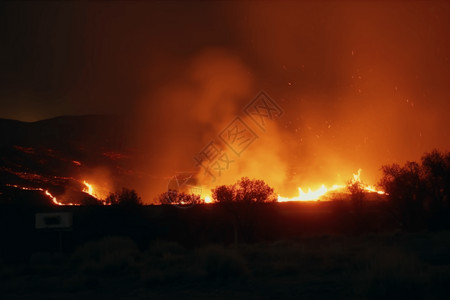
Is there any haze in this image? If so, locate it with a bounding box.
[1,1,450,202]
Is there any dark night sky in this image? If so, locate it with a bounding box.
[0,1,238,120]
[2,1,450,200]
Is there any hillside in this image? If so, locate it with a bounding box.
[0,115,136,205]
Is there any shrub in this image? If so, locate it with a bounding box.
[197,245,250,283]
[105,188,142,206]
[70,236,140,277]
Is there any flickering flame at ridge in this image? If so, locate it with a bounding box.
[81,180,115,205]
[190,169,386,204]
[82,181,96,198]
[6,184,78,206]
[204,195,212,203]
[351,169,386,195]
[277,184,345,202]
[82,180,110,201]
[277,169,385,202]
[44,190,62,206]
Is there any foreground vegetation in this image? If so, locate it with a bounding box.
[1,232,450,299]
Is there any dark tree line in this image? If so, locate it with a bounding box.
[379,149,450,230]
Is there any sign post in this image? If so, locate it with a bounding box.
[35,212,73,252]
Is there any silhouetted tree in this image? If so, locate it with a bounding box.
[379,161,427,230]
[420,150,450,228]
[211,177,275,243]
[211,177,276,204]
[346,179,368,233]
[347,179,365,213]
[212,185,235,203]
[157,190,201,206]
[157,189,177,205]
[380,150,450,230]
[421,150,450,215]
[106,188,142,206]
[235,177,277,203]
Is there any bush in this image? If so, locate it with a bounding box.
[146,241,186,258]
[70,236,140,277]
[212,177,276,203]
[379,149,450,230]
[141,241,198,286]
[105,188,142,206]
[358,246,429,299]
[197,245,250,283]
[157,190,201,206]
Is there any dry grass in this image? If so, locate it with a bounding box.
[2,232,450,299]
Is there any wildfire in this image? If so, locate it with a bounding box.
[82,180,110,201]
[277,169,385,202]
[185,184,213,204]
[277,184,345,202]
[6,181,112,206]
[6,184,78,206]
[351,169,386,195]
[6,170,384,206]
[204,195,213,203]
[192,169,385,204]
[82,181,96,198]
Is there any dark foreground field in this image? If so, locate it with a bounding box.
[1,202,450,299]
[2,232,450,299]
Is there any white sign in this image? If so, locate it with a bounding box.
[35,212,73,229]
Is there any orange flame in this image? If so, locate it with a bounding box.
[204,195,213,203]
[6,184,78,206]
[82,180,111,200]
[277,169,385,202]
[351,169,386,195]
[277,184,345,202]
[191,169,385,204]
[82,181,96,198]
[81,180,113,205]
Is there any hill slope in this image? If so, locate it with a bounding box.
[0,115,137,205]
